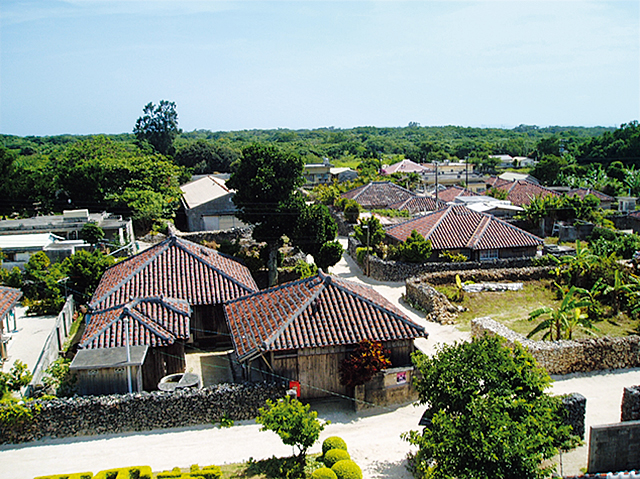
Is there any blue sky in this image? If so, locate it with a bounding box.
[1,1,638,136]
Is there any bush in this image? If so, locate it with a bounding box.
[331,460,362,479]
[439,250,468,263]
[343,201,360,223]
[311,467,338,479]
[322,436,348,456]
[93,466,152,479]
[323,449,350,468]
[396,230,432,263]
[34,474,93,479]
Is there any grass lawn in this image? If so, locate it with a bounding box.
[436,279,640,340]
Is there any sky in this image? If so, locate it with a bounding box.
[0,0,638,137]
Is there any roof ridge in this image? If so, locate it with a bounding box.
[466,214,492,249]
[91,237,175,306]
[423,205,453,241]
[329,276,425,334]
[173,238,257,294]
[127,307,175,342]
[261,276,325,350]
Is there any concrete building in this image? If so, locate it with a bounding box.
[179,176,246,232]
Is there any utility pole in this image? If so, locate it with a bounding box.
[435,162,439,201]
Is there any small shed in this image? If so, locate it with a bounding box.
[0,286,22,362]
[70,345,148,395]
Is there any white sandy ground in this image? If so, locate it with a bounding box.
[1,240,639,478]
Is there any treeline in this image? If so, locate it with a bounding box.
[2,121,638,232]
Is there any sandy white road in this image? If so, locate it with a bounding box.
[1,242,638,478]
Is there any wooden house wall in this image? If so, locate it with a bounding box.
[269,340,415,400]
[76,366,143,396]
[142,342,186,390]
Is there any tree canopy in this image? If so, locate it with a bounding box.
[404,336,578,479]
[133,100,180,156]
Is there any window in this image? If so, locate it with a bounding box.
[479,249,499,261]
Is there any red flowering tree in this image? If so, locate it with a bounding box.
[339,340,391,388]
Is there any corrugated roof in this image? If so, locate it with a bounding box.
[0,233,63,249]
[385,205,542,250]
[81,296,191,349]
[381,160,428,175]
[0,286,22,322]
[342,182,416,209]
[224,271,426,361]
[90,236,258,310]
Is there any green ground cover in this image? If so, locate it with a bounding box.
[437,279,640,339]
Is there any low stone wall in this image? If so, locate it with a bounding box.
[414,266,553,286]
[347,237,538,282]
[355,366,418,412]
[622,386,640,422]
[0,381,286,445]
[329,207,354,237]
[405,277,459,324]
[471,317,640,375]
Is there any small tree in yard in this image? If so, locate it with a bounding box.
[404,335,579,479]
[339,340,391,388]
[256,395,328,468]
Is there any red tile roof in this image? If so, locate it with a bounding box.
[90,236,258,310]
[80,296,191,349]
[433,185,481,203]
[485,177,559,206]
[381,160,427,175]
[388,196,446,214]
[385,205,542,250]
[0,286,22,323]
[342,182,415,209]
[566,187,615,203]
[224,271,426,361]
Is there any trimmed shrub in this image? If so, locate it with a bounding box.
[311,467,338,479]
[34,474,93,479]
[323,449,351,468]
[331,460,363,479]
[322,436,348,456]
[93,467,152,479]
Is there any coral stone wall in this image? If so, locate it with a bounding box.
[471,317,640,375]
[622,386,640,422]
[0,382,286,445]
[347,237,539,282]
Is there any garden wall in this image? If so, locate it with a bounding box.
[0,381,286,445]
[347,237,537,282]
[471,317,640,375]
[622,386,640,422]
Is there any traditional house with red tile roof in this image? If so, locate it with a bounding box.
[485,177,560,206]
[432,185,481,203]
[224,271,426,399]
[566,187,615,209]
[0,286,22,362]
[386,205,542,261]
[341,181,416,210]
[89,235,258,347]
[388,196,446,215]
[79,296,191,390]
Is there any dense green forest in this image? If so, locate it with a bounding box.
[1,120,639,232]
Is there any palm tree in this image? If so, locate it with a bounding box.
[527,284,595,340]
[594,270,640,314]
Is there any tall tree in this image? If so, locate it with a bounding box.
[227,143,305,286]
[133,100,180,156]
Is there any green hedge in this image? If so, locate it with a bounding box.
[323,449,350,468]
[311,467,338,479]
[92,466,152,479]
[322,436,348,456]
[34,473,93,479]
[331,460,362,479]
[156,465,222,479]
